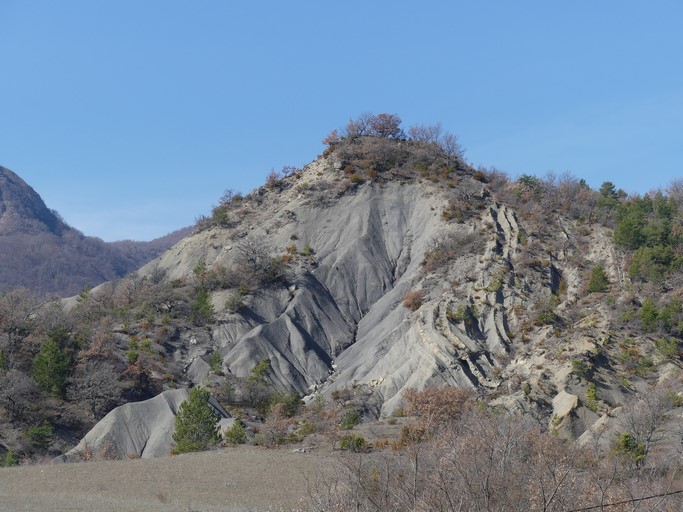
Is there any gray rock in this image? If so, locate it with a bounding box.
[55,388,228,462]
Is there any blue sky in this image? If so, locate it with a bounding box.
[1,1,681,241]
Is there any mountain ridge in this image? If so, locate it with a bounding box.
[0,165,190,296]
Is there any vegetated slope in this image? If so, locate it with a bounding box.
[0,165,188,296]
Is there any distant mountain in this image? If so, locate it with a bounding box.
[0,165,189,296]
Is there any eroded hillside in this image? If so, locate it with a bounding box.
[1,119,682,472]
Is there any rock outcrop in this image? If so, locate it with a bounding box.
[55,389,228,462]
[117,156,555,416]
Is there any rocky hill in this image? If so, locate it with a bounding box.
[0,165,189,296]
[1,117,682,494]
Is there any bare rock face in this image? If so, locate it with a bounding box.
[129,158,523,416]
[52,144,683,462]
[55,389,189,462]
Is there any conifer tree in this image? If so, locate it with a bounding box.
[32,337,71,397]
[173,387,219,453]
[588,265,610,293]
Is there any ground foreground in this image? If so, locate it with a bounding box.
[0,447,321,511]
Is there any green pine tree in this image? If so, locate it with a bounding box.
[588,265,610,293]
[2,449,18,467]
[173,387,220,453]
[191,287,215,325]
[32,337,71,397]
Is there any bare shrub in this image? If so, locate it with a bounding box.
[407,123,442,143]
[402,386,475,429]
[307,407,683,511]
[422,233,484,273]
[234,237,288,288]
[402,290,424,311]
[256,403,294,447]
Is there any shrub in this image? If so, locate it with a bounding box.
[1,449,18,467]
[126,349,139,364]
[571,359,590,379]
[587,265,610,293]
[585,383,599,412]
[613,432,645,466]
[339,409,361,430]
[208,351,223,374]
[402,290,424,311]
[270,390,302,417]
[211,205,232,228]
[225,290,245,314]
[339,435,370,452]
[24,421,53,451]
[448,304,480,328]
[656,337,679,361]
[635,356,655,377]
[639,298,659,331]
[191,287,215,325]
[402,387,475,427]
[223,419,248,445]
[534,295,561,326]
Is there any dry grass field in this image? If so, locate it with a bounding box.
[0,447,326,512]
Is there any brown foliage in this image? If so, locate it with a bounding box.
[367,113,402,138]
[402,290,424,311]
[308,408,683,511]
[402,386,475,427]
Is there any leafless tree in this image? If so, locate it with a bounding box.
[439,132,464,166]
[67,359,123,418]
[668,178,683,208]
[617,383,677,467]
[0,369,39,421]
[0,288,41,369]
[408,123,442,143]
[345,112,374,139]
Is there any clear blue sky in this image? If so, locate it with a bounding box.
[1,1,681,241]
